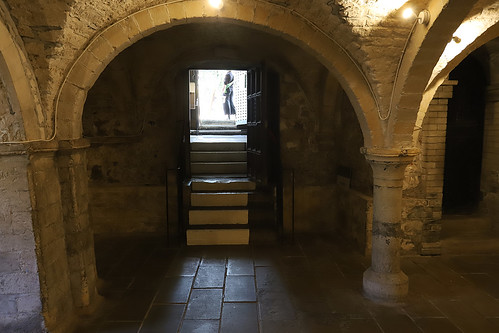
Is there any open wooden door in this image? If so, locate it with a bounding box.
[246,67,264,183]
[246,66,281,234]
[188,70,200,132]
[246,66,280,186]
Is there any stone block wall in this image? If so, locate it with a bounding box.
[401,80,457,255]
[329,82,373,251]
[279,72,338,234]
[89,185,167,234]
[83,52,177,236]
[0,149,45,332]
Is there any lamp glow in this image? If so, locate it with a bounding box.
[402,8,415,19]
[209,0,223,9]
[402,8,430,25]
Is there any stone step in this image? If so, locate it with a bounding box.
[198,126,238,131]
[191,192,248,207]
[186,229,249,245]
[191,162,247,175]
[189,209,248,225]
[200,119,236,126]
[191,151,247,162]
[192,129,246,135]
[191,142,246,151]
[191,178,256,192]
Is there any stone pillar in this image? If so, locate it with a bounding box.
[362,147,418,301]
[57,139,100,312]
[27,141,75,332]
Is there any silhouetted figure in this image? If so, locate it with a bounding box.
[223,71,236,119]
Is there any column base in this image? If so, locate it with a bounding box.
[363,267,408,301]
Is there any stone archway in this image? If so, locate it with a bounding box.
[55,0,382,147]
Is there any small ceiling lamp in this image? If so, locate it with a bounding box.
[402,8,430,25]
[208,0,223,9]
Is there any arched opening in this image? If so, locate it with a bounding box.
[82,21,371,243]
[439,42,499,255]
[442,55,487,214]
[77,21,374,330]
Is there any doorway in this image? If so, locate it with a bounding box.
[183,67,281,245]
[442,56,486,214]
[189,69,247,134]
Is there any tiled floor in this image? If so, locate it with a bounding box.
[76,234,499,333]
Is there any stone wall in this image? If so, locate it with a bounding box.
[330,83,373,252]
[0,78,25,142]
[0,148,45,332]
[89,185,167,234]
[83,48,180,235]
[401,81,457,255]
[279,72,337,233]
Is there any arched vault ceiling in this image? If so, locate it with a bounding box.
[4,0,496,96]
[2,0,498,146]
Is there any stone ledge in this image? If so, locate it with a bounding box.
[0,143,27,156]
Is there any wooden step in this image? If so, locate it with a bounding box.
[191,151,247,162]
[191,162,247,174]
[189,209,248,225]
[186,229,249,245]
[191,178,256,192]
[191,192,248,207]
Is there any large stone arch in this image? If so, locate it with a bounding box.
[0,2,45,141]
[55,0,382,147]
[386,0,482,148]
[416,20,499,136]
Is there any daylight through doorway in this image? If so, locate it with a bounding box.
[189,69,247,131]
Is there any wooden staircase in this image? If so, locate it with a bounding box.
[186,136,255,245]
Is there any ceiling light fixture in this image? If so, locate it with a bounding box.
[208,0,223,9]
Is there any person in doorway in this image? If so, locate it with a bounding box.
[223,70,236,119]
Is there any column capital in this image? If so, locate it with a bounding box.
[25,138,91,155]
[27,140,59,155]
[58,138,91,153]
[360,147,419,163]
[361,147,419,184]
